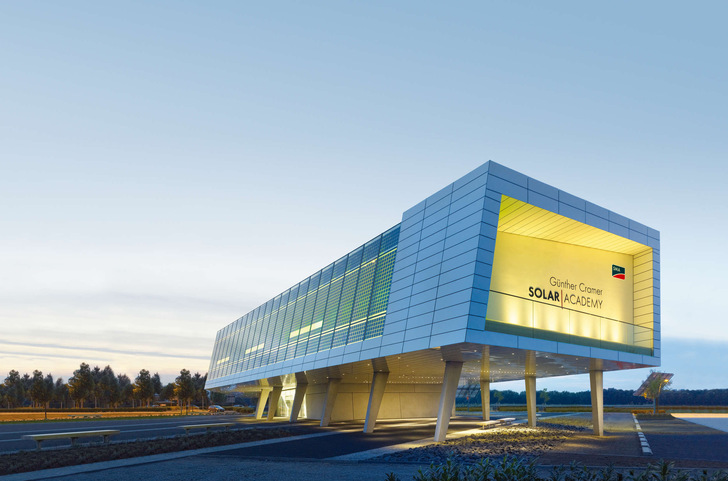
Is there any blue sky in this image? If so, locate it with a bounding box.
[1,2,726,389]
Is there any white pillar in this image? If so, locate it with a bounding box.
[480,380,490,421]
[320,378,341,427]
[364,371,389,433]
[525,376,537,427]
[267,385,283,421]
[434,361,463,442]
[590,370,604,436]
[480,347,491,422]
[255,390,270,420]
[289,382,308,423]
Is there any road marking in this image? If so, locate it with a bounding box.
[632,414,652,456]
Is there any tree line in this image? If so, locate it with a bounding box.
[1,363,214,410]
[458,387,728,406]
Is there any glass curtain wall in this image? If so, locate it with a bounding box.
[208,225,400,381]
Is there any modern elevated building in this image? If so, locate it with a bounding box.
[205,161,660,440]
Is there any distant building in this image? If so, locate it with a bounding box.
[205,161,660,439]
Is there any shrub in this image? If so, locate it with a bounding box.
[403,457,728,481]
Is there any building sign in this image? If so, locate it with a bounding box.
[486,232,634,330]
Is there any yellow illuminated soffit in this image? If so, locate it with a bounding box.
[498,196,649,255]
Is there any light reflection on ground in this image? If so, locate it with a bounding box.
[672,413,728,433]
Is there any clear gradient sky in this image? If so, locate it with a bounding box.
[1,2,726,390]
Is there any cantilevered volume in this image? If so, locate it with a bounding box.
[205,161,660,440]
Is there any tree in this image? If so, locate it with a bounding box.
[30,370,53,419]
[539,388,550,409]
[174,369,194,414]
[151,373,163,395]
[44,373,55,407]
[210,391,226,405]
[638,370,673,414]
[3,370,25,408]
[98,366,120,408]
[54,378,71,409]
[91,366,103,408]
[463,379,478,413]
[192,372,208,408]
[492,390,505,411]
[21,373,32,403]
[118,374,134,407]
[68,362,94,408]
[133,369,155,407]
[160,383,176,403]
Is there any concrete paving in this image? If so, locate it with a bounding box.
[672,413,728,433]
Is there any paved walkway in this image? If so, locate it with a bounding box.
[672,413,728,433]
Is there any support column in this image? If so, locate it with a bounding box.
[480,346,491,421]
[590,370,604,436]
[289,376,308,423]
[364,370,389,433]
[267,385,283,421]
[320,378,341,427]
[255,389,270,420]
[480,380,491,421]
[434,361,463,442]
[525,376,537,427]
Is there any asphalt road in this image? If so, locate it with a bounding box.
[0,414,262,452]
[639,416,728,463]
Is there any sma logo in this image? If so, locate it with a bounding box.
[612,264,626,280]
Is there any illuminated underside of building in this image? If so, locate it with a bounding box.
[205,161,660,440]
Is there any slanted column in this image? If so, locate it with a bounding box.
[480,380,491,421]
[434,360,463,442]
[267,385,283,421]
[289,374,308,423]
[320,378,341,427]
[255,389,270,420]
[364,370,389,433]
[590,370,604,436]
[525,376,537,427]
[480,347,491,421]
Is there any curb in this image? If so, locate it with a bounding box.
[632,414,652,456]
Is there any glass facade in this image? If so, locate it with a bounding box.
[208,225,400,381]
